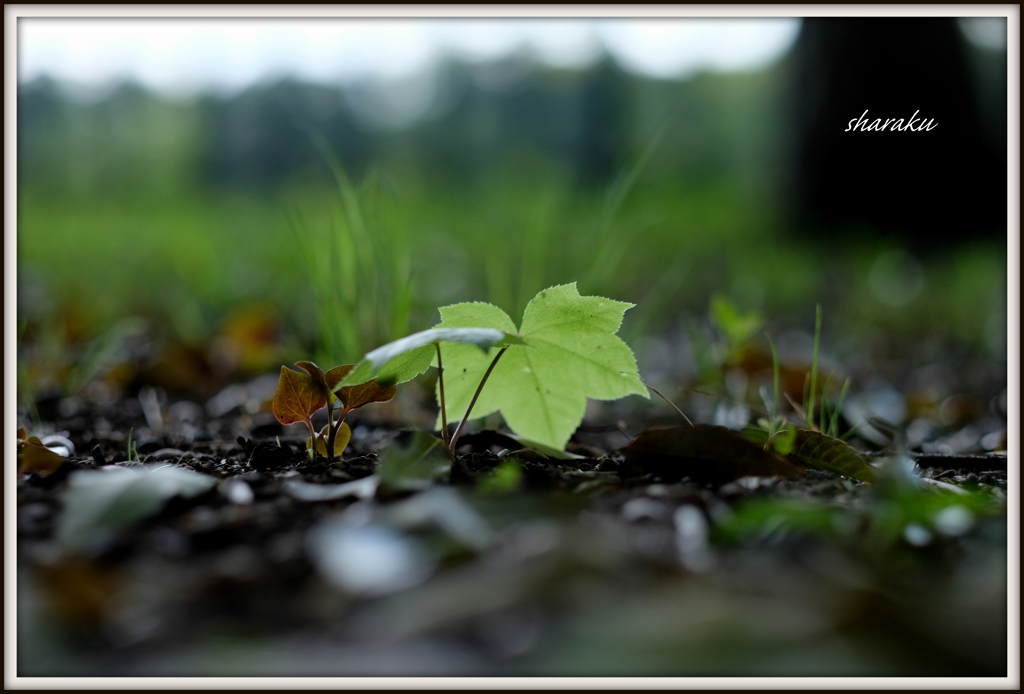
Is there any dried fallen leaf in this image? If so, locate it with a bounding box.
[621,424,803,485]
[18,435,66,476]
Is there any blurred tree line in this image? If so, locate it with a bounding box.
[17,54,789,202]
[20,17,1007,247]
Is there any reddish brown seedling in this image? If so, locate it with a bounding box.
[272,361,396,464]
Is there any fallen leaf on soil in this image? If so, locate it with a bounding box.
[621,424,803,485]
[782,429,876,483]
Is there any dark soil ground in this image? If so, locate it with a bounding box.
[15,355,1010,679]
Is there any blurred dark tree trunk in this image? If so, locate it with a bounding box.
[575,58,630,186]
[788,18,1006,248]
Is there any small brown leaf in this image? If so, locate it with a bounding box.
[327,365,397,416]
[18,436,66,476]
[786,429,875,483]
[621,424,803,485]
[272,365,327,426]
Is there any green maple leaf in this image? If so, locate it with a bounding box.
[435,283,648,450]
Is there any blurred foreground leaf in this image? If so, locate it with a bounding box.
[476,459,523,495]
[57,465,217,553]
[714,497,842,544]
[378,431,452,493]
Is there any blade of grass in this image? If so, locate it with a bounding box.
[829,378,852,438]
[582,124,666,290]
[805,304,822,430]
[766,333,782,431]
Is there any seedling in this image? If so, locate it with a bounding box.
[272,361,397,463]
[126,428,141,463]
[749,310,875,482]
[803,304,823,428]
[819,375,852,439]
[339,283,648,453]
[756,334,790,440]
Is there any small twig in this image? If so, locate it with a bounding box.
[449,347,508,453]
[435,342,449,446]
[784,392,808,428]
[635,374,693,426]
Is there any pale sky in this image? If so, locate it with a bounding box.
[18,18,804,96]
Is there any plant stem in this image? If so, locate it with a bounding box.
[326,403,338,464]
[449,347,508,453]
[766,333,781,436]
[326,404,350,464]
[304,419,319,462]
[435,342,449,446]
[829,378,851,438]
